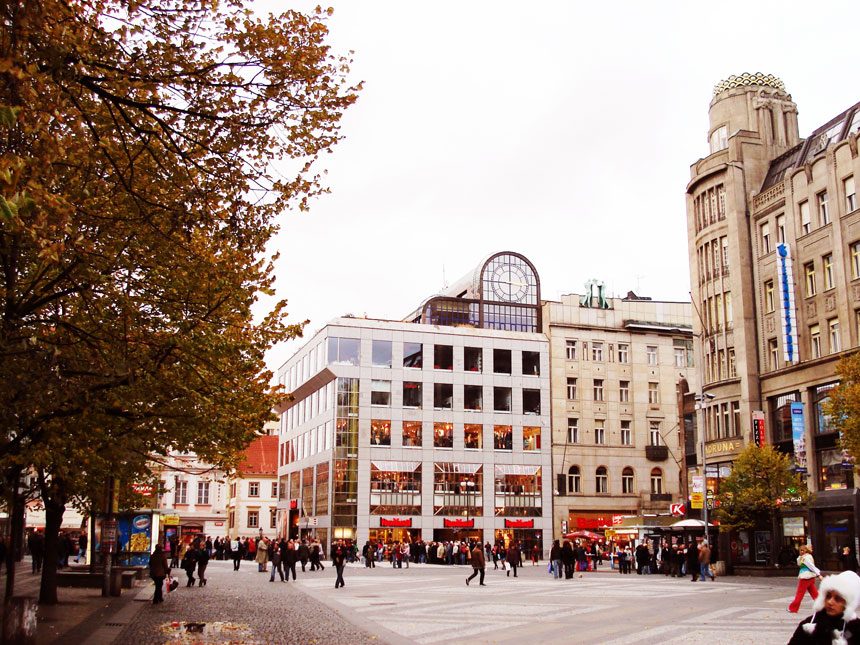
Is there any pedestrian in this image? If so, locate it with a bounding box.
[362,541,374,568]
[635,543,649,575]
[298,540,310,572]
[532,543,540,566]
[269,544,284,582]
[466,542,486,586]
[76,532,88,564]
[230,536,242,570]
[550,540,562,579]
[686,541,700,581]
[283,539,298,581]
[507,541,521,578]
[789,544,824,613]
[400,542,410,569]
[698,540,715,582]
[169,535,179,568]
[149,543,170,604]
[196,541,209,587]
[562,540,575,579]
[332,540,347,589]
[788,570,860,644]
[256,537,269,572]
[841,546,859,574]
[181,542,198,587]
[28,532,44,575]
[311,540,325,571]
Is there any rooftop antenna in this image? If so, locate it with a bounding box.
[442,265,448,290]
[635,274,646,294]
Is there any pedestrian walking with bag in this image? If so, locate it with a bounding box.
[789,544,823,613]
[466,543,486,586]
[507,541,521,578]
[149,544,170,604]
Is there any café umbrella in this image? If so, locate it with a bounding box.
[564,530,603,540]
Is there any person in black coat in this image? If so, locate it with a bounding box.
[686,542,700,582]
[332,540,347,589]
[282,539,298,581]
[841,547,859,574]
[196,543,209,587]
[507,542,522,578]
[561,541,575,579]
[298,540,310,572]
[181,544,199,587]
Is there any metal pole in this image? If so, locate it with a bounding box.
[699,393,708,535]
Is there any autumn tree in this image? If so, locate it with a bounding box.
[0,0,360,604]
[714,444,809,566]
[824,352,860,465]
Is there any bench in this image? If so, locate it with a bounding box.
[57,570,138,595]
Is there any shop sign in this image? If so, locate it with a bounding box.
[791,403,807,473]
[504,519,534,529]
[670,503,685,516]
[289,499,299,510]
[183,525,203,536]
[705,440,741,456]
[132,482,154,496]
[783,517,805,537]
[752,411,767,447]
[162,514,180,526]
[380,517,412,528]
[575,517,613,529]
[443,518,474,528]
[612,515,624,526]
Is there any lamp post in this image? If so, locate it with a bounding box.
[695,393,715,536]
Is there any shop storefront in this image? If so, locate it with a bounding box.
[495,519,541,553]
[369,517,420,544]
[810,489,860,572]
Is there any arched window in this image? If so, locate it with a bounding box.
[650,468,663,495]
[567,466,581,494]
[622,467,634,494]
[595,466,608,494]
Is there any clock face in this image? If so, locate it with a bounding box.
[490,263,530,302]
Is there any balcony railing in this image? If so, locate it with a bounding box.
[645,445,669,462]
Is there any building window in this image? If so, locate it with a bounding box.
[371,419,391,446]
[819,191,830,225]
[433,422,453,448]
[175,480,187,505]
[434,345,453,370]
[371,340,392,368]
[464,346,482,372]
[270,508,278,529]
[593,379,604,402]
[493,349,512,374]
[619,380,630,403]
[464,423,483,449]
[567,418,579,443]
[846,176,857,212]
[591,342,604,361]
[768,338,779,371]
[464,385,482,411]
[371,380,391,406]
[523,426,541,451]
[565,340,578,360]
[805,262,816,297]
[776,214,786,244]
[402,421,422,447]
[810,324,821,359]
[403,382,422,408]
[852,242,860,280]
[823,254,834,290]
[403,342,423,369]
[595,467,608,494]
[493,387,512,412]
[522,351,540,376]
[649,421,661,446]
[618,343,629,363]
[247,510,259,528]
[493,425,512,451]
[647,382,659,405]
[566,377,577,400]
[248,481,259,497]
[328,337,360,366]
[434,383,453,409]
[728,349,736,378]
[620,420,632,445]
[829,318,841,353]
[622,467,634,494]
[646,346,658,366]
[229,482,236,499]
[800,201,811,235]
[594,420,605,445]
[197,482,209,505]
[650,468,663,495]
[760,221,771,254]
[674,346,686,368]
[709,125,727,153]
[765,280,775,312]
[271,482,279,498]
[523,389,541,415]
[567,466,581,494]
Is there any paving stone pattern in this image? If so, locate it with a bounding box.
[114,559,380,644]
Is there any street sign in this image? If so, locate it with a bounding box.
[670,503,686,516]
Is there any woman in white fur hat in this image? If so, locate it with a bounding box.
[788,570,860,644]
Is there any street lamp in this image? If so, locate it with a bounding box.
[695,392,715,535]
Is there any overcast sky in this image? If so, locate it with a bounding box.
[254,0,860,375]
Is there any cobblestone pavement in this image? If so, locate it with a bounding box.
[113,559,380,644]
[293,561,812,644]
[113,558,817,644]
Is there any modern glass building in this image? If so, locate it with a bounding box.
[274,253,552,552]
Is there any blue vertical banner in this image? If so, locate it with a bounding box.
[791,402,807,473]
[776,244,798,364]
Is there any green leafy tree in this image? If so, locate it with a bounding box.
[714,444,809,566]
[1,0,360,603]
[824,352,860,464]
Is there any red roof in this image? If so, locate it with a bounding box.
[237,435,278,476]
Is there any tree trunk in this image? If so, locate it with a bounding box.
[38,495,65,605]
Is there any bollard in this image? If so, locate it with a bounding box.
[2,597,38,645]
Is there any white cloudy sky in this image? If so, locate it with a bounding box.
[254,0,860,375]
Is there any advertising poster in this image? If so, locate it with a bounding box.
[791,402,807,473]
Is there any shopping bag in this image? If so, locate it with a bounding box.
[167,575,179,592]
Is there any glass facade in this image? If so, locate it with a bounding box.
[333,377,359,538]
[434,463,483,516]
